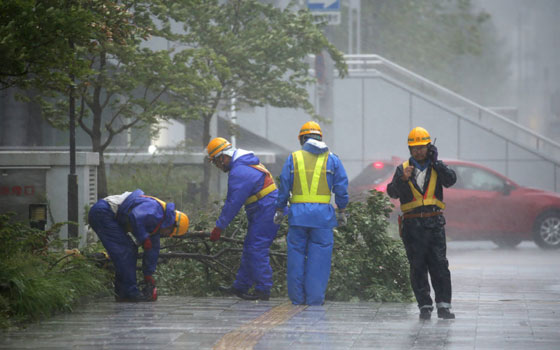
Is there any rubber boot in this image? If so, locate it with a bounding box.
[419,308,432,320]
[255,290,270,301]
[437,308,455,319]
[218,285,258,301]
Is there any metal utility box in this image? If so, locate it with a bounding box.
[0,151,99,247]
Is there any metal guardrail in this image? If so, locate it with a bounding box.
[343,54,560,164]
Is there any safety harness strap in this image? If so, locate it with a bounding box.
[244,164,277,205]
[140,195,167,234]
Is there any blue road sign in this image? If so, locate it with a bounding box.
[307,0,341,25]
[307,0,341,12]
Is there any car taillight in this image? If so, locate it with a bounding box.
[375,185,386,192]
[373,162,384,169]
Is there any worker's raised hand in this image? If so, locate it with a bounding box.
[210,227,222,242]
[273,210,284,225]
[427,143,438,163]
[143,238,153,250]
[402,166,414,181]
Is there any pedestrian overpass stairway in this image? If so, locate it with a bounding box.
[342,54,560,191]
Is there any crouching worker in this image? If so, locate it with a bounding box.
[206,137,281,301]
[88,189,189,302]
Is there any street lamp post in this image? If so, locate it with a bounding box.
[68,41,78,248]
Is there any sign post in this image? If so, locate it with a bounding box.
[307,0,341,25]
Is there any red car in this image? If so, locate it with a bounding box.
[348,158,560,249]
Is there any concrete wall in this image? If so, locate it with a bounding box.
[0,152,99,247]
[234,73,559,192]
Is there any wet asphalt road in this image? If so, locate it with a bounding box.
[1,241,559,350]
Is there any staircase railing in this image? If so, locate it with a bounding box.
[343,54,560,163]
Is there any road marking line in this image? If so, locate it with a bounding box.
[213,302,307,350]
[454,299,560,304]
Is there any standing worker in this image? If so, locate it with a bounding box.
[206,137,280,301]
[274,121,349,306]
[88,189,189,302]
[387,126,457,320]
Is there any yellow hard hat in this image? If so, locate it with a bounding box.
[298,121,322,139]
[170,210,189,237]
[206,137,232,159]
[407,127,431,146]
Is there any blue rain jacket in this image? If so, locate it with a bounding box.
[275,139,348,305]
[89,189,175,298]
[275,139,349,227]
[215,150,280,292]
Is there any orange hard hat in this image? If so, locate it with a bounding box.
[206,137,232,159]
[407,127,431,146]
[298,121,322,139]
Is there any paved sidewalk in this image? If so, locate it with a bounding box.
[1,242,559,349]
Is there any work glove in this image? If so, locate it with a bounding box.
[427,143,438,163]
[210,227,222,242]
[142,238,153,250]
[336,209,347,227]
[273,210,284,225]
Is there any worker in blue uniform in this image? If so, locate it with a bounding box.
[206,137,281,301]
[274,121,349,305]
[88,189,189,302]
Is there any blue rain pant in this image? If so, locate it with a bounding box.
[233,196,279,293]
[88,200,141,299]
[287,226,333,305]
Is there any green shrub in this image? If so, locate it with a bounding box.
[0,214,112,328]
[153,191,412,302]
[328,190,412,302]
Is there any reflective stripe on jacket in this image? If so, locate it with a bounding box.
[244,163,277,205]
[400,160,445,213]
[290,150,331,203]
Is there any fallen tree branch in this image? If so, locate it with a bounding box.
[198,256,236,279]
[159,247,243,260]
[138,230,287,280]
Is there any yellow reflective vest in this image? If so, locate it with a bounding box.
[290,150,331,203]
[400,160,445,213]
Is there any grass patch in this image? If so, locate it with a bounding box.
[0,214,112,329]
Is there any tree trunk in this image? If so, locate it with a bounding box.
[201,115,212,207]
